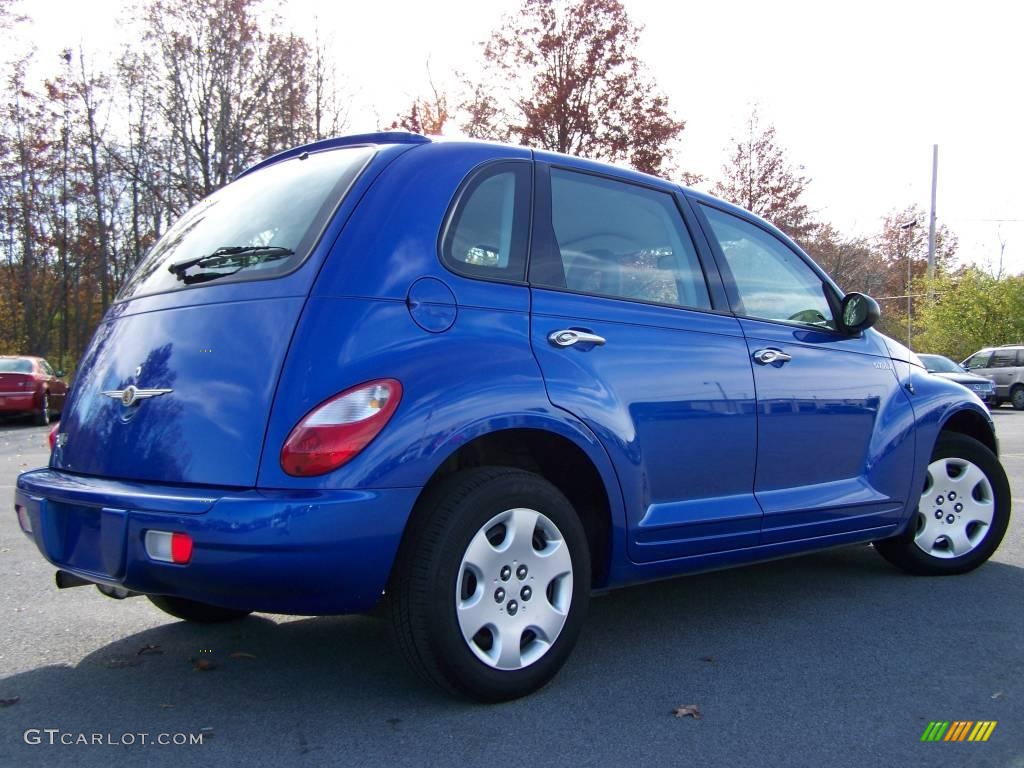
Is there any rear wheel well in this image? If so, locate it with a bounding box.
[940,409,997,454]
[413,429,612,588]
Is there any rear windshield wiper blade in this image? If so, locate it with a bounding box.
[168,245,295,284]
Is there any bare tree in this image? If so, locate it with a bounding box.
[390,64,450,135]
[713,108,814,242]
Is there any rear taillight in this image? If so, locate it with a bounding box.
[280,379,402,477]
[48,422,59,451]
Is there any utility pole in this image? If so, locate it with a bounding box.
[901,220,919,347]
[927,144,938,280]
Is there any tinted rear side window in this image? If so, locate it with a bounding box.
[990,349,1020,368]
[441,162,532,282]
[532,169,711,310]
[119,146,375,300]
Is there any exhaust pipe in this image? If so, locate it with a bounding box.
[55,570,92,589]
[54,570,139,599]
[96,584,139,600]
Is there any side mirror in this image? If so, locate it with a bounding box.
[55,369,65,378]
[838,292,880,335]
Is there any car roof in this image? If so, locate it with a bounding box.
[237,131,816,267]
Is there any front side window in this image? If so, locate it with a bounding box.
[440,163,531,281]
[39,360,55,376]
[532,169,711,310]
[964,351,992,369]
[119,146,375,300]
[701,206,834,329]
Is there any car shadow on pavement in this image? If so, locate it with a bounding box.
[1,544,1021,766]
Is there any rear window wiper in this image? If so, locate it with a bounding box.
[168,245,295,284]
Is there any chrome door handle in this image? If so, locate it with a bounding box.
[753,348,792,365]
[548,329,606,348]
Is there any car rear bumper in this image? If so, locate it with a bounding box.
[14,468,419,615]
[0,392,36,412]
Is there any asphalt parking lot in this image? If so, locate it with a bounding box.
[1,413,1021,767]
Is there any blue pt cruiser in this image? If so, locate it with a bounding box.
[14,133,1011,701]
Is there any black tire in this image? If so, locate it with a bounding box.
[147,595,252,623]
[1011,385,1024,411]
[874,433,1011,575]
[34,391,49,426]
[388,467,591,702]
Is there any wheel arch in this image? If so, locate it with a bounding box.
[937,405,997,455]
[398,418,625,589]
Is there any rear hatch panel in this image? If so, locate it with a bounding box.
[52,297,304,487]
[49,141,419,489]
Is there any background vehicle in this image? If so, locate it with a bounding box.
[0,356,67,425]
[962,345,1024,409]
[918,353,996,407]
[14,133,1011,701]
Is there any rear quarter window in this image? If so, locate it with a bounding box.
[440,162,532,282]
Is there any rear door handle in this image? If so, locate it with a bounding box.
[549,329,607,348]
[752,348,792,365]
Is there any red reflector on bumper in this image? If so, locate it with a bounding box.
[171,533,193,564]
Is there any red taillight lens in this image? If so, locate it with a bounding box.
[281,379,402,477]
[48,422,59,451]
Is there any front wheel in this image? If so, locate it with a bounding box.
[874,434,1010,575]
[148,595,252,623]
[389,467,590,701]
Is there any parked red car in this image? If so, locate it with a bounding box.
[0,356,68,425]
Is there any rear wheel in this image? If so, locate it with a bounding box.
[389,467,590,701]
[1011,385,1024,410]
[874,434,1010,575]
[33,391,49,426]
[147,595,252,623]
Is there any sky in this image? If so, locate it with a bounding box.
[12,0,1024,274]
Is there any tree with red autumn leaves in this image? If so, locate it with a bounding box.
[462,0,685,176]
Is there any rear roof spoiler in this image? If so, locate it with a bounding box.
[237,132,431,179]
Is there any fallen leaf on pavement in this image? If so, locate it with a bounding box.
[672,704,702,720]
[991,691,1005,700]
[138,644,163,656]
[229,652,256,660]
[193,658,217,671]
[700,656,715,663]
[160,704,175,709]
[0,697,19,707]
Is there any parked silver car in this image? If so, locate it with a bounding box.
[962,345,1024,409]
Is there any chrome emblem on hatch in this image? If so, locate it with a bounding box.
[101,385,173,407]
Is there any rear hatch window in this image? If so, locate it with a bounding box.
[119,146,375,300]
[0,359,33,373]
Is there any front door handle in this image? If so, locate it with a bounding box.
[752,348,792,365]
[549,329,607,348]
